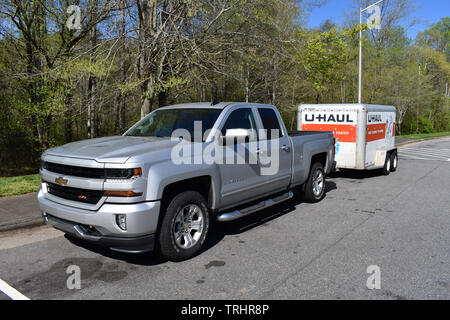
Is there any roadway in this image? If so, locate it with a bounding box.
[0,137,449,300]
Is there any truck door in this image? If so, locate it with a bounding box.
[255,107,292,192]
[218,107,268,207]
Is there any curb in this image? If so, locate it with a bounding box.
[0,218,44,233]
[396,140,424,147]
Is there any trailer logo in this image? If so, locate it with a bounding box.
[368,114,382,123]
[304,114,354,123]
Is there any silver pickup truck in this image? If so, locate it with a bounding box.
[38,102,335,261]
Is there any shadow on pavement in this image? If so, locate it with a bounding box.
[328,169,385,180]
[65,181,338,266]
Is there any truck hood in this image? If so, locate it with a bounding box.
[44,136,177,164]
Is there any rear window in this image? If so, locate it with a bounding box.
[258,108,283,140]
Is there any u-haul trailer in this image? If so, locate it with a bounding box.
[298,104,398,174]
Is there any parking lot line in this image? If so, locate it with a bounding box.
[0,278,30,300]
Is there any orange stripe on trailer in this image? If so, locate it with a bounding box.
[302,124,357,143]
[367,123,386,142]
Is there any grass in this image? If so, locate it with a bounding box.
[0,174,41,197]
[0,166,38,177]
[398,132,450,140]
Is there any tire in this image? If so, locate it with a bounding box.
[158,191,210,261]
[382,152,391,176]
[303,162,326,203]
[390,150,398,172]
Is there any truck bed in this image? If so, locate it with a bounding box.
[287,131,335,188]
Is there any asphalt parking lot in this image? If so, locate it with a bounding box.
[0,137,449,300]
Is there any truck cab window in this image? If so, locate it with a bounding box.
[221,108,258,141]
[258,108,283,140]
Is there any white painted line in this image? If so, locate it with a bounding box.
[399,156,446,162]
[0,278,30,300]
[400,149,450,157]
[398,153,446,161]
[399,149,450,158]
[400,147,450,151]
[399,152,448,160]
[399,147,450,153]
[401,147,450,152]
[399,156,430,161]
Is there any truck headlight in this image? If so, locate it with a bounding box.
[105,168,142,179]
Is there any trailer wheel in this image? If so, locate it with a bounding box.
[382,152,391,176]
[390,151,398,172]
[158,191,210,261]
[303,162,326,203]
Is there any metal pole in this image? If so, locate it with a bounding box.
[358,0,384,105]
[416,65,421,134]
[358,8,362,104]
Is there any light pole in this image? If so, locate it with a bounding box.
[359,0,383,104]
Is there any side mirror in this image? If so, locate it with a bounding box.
[220,129,251,146]
[225,129,250,139]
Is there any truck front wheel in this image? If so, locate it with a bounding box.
[158,191,210,261]
[303,162,326,203]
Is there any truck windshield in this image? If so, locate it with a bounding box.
[125,108,222,140]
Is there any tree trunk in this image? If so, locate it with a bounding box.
[87,76,96,139]
[141,92,153,119]
[158,90,168,108]
[114,98,119,135]
[119,0,127,133]
[64,90,73,143]
[138,0,157,119]
[87,0,98,139]
[245,67,249,103]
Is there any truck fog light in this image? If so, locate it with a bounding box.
[116,214,127,231]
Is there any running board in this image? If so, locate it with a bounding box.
[216,191,294,222]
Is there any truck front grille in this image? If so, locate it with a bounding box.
[47,183,103,204]
[42,162,105,179]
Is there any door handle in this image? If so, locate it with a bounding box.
[281,145,291,152]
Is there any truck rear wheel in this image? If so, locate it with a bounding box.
[303,162,326,203]
[390,151,398,172]
[382,153,391,176]
[158,191,210,261]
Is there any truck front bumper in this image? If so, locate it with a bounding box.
[37,187,160,253]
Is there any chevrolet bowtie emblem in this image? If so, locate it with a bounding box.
[55,177,68,185]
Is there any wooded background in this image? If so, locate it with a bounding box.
[0,0,448,174]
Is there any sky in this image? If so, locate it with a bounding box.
[306,0,450,38]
